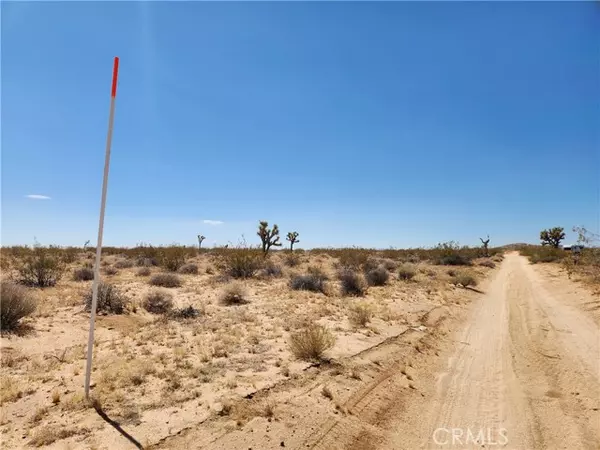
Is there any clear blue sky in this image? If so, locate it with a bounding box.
[2,2,599,249]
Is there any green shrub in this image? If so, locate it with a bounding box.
[149,273,182,288]
[16,246,65,288]
[217,247,263,279]
[84,282,128,314]
[1,281,37,331]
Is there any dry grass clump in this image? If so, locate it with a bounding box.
[336,248,371,270]
[73,266,95,281]
[143,289,174,314]
[84,282,128,314]
[338,269,367,296]
[1,281,36,331]
[398,263,417,281]
[29,426,86,447]
[0,374,23,405]
[136,266,151,277]
[365,265,389,286]
[219,282,249,306]
[178,263,198,274]
[261,261,283,278]
[348,302,373,327]
[149,273,182,288]
[289,323,336,362]
[450,272,478,288]
[284,253,301,267]
[380,258,398,271]
[290,267,328,293]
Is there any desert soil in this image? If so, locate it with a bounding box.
[157,253,599,450]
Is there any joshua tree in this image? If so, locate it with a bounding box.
[197,235,206,251]
[83,240,91,251]
[540,227,565,248]
[257,221,282,255]
[286,231,300,251]
[479,235,490,257]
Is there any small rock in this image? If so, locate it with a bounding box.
[281,442,285,447]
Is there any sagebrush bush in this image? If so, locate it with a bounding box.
[398,264,417,281]
[170,305,200,320]
[219,282,248,306]
[136,267,151,277]
[16,246,65,288]
[113,259,134,269]
[84,282,128,314]
[136,256,158,267]
[338,269,367,296]
[289,324,336,362]
[336,249,370,270]
[438,254,472,266]
[450,272,478,288]
[262,261,283,278]
[217,248,263,279]
[103,266,119,276]
[178,263,198,275]
[348,303,373,328]
[1,281,36,331]
[290,267,328,293]
[149,273,182,288]
[143,289,174,314]
[285,253,301,267]
[158,247,186,272]
[478,260,496,268]
[73,267,95,281]
[380,258,397,271]
[365,266,389,286]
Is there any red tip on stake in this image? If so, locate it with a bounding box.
[111,57,120,98]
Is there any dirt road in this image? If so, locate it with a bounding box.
[384,252,600,449]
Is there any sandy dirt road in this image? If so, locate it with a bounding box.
[383,252,600,450]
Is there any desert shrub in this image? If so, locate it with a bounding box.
[450,272,478,288]
[113,259,134,269]
[285,253,301,267]
[15,246,65,288]
[348,303,373,328]
[136,256,157,267]
[103,266,119,276]
[478,260,496,268]
[362,257,382,273]
[143,289,174,314]
[336,248,370,270]
[522,246,565,264]
[262,261,283,278]
[73,267,95,281]
[219,282,248,306]
[170,305,200,320]
[365,266,389,286]
[289,324,336,362]
[438,254,472,266]
[1,281,36,331]
[84,282,128,314]
[178,263,198,275]
[217,247,263,279]
[149,273,182,288]
[398,263,417,281]
[338,269,367,296]
[290,267,328,293]
[136,267,151,277]
[380,258,397,271]
[158,247,186,272]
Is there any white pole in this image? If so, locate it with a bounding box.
[85,57,119,399]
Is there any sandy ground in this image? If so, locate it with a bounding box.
[213,252,596,450]
[1,252,494,449]
[2,252,597,449]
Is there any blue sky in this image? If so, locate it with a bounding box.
[2,2,599,249]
